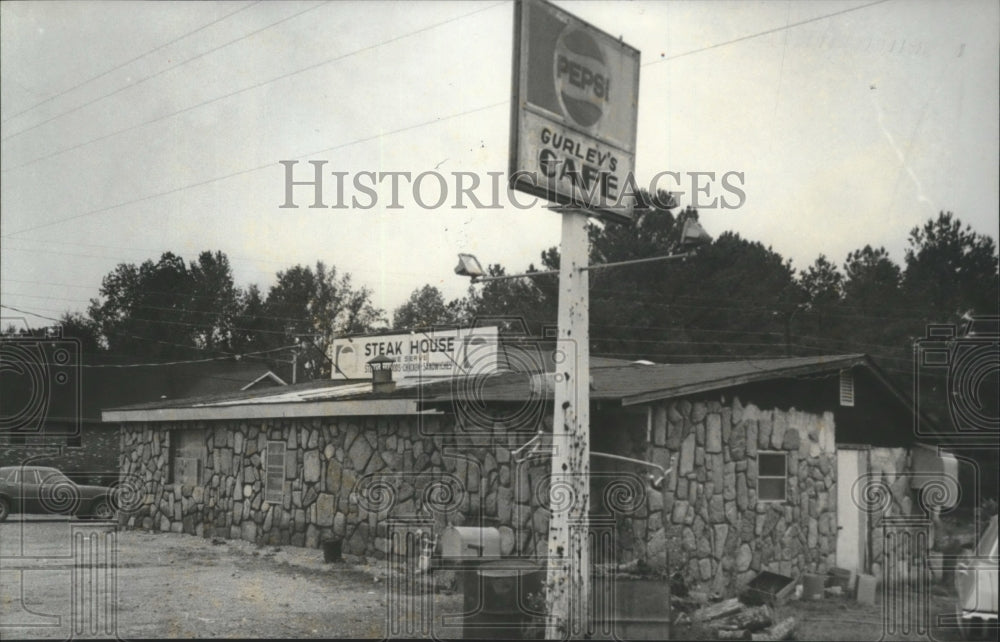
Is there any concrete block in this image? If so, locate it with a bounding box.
[856,573,877,605]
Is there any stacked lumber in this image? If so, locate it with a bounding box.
[677,596,796,641]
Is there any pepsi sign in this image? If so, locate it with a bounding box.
[510,0,640,223]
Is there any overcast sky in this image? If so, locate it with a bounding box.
[2,0,997,335]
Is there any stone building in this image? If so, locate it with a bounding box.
[104,353,956,592]
[1,359,285,485]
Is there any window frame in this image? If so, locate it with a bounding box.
[19,469,40,485]
[757,451,788,503]
[170,429,205,485]
[264,441,285,504]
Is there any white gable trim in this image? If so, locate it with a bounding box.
[240,371,288,390]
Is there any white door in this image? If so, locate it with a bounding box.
[836,449,867,574]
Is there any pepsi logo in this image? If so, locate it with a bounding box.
[553,27,610,128]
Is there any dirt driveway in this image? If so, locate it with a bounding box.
[1,517,975,640]
[1,517,461,639]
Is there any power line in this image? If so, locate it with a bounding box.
[2,288,329,326]
[0,303,229,355]
[6,284,918,349]
[0,342,297,369]
[0,302,298,367]
[643,0,893,67]
[1,1,330,143]
[1,293,322,338]
[591,322,785,337]
[1,99,506,237]
[2,0,508,173]
[0,1,262,125]
[590,336,789,349]
[0,239,460,280]
[587,288,954,323]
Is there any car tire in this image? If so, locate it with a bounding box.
[0,497,10,522]
[90,500,116,521]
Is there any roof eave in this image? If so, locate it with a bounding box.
[619,355,868,407]
[102,398,431,423]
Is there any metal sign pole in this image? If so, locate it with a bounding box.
[545,207,591,639]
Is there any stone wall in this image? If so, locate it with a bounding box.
[116,394,922,591]
[862,447,921,580]
[625,395,840,594]
[118,417,552,560]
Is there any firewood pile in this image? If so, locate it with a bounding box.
[673,596,798,641]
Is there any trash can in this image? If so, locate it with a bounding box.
[322,538,342,563]
[596,577,672,640]
[803,573,825,600]
[462,559,544,640]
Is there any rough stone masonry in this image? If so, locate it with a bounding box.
[116,392,918,593]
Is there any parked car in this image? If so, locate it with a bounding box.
[0,465,118,521]
[955,514,998,640]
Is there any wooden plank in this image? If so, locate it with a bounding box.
[692,597,742,622]
[724,605,773,632]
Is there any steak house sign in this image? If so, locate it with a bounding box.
[510,0,641,223]
[329,326,500,380]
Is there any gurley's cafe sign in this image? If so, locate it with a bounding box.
[509,0,641,223]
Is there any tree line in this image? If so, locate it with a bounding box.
[7,190,997,420]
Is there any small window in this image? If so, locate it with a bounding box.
[265,441,285,503]
[839,369,855,407]
[170,429,205,485]
[758,452,787,502]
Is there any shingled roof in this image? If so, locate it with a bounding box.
[418,354,876,406]
[103,353,916,424]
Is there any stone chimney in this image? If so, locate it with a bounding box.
[367,355,396,394]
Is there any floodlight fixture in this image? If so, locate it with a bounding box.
[455,220,713,283]
[454,253,485,278]
[678,218,713,251]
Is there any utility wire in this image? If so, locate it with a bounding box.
[1,1,330,143]
[11,285,922,353]
[643,0,893,67]
[2,288,339,327]
[1,297,316,339]
[0,240,462,281]
[0,1,262,125]
[2,100,506,237]
[1,303,298,368]
[2,0,508,173]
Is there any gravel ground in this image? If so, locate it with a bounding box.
[1,518,462,639]
[3,518,978,640]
